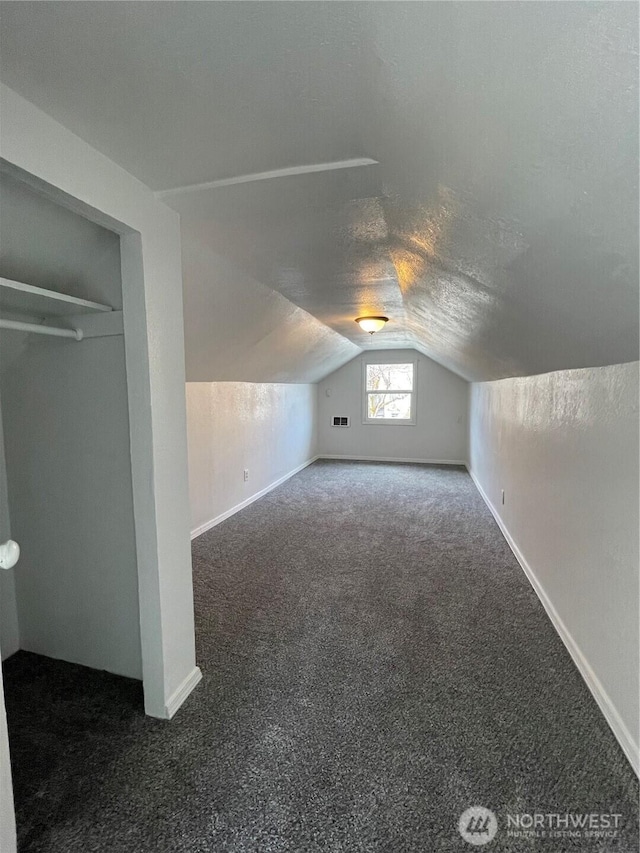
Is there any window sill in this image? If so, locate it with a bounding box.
[362,419,417,426]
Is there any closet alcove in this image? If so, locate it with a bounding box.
[0,169,142,683]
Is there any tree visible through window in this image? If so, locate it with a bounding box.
[365,362,415,422]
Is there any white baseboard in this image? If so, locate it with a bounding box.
[467,465,639,778]
[317,454,467,466]
[164,666,202,719]
[190,456,319,540]
[191,456,464,539]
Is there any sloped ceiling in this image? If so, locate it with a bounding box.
[0,2,637,382]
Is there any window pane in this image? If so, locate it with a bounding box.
[366,363,413,392]
[367,392,412,420]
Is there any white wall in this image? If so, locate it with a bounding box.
[0,391,19,662]
[1,83,199,719]
[0,170,123,307]
[187,383,317,537]
[468,362,639,774]
[0,661,16,853]
[317,349,468,463]
[1,335,142,678]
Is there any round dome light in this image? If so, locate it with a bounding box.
[355,316,389,334]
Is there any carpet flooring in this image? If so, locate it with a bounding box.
[3,461,639,852]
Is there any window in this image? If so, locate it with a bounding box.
[363,361,416,425]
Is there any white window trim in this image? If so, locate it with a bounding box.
[362,356,418,426]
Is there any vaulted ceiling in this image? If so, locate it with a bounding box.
[1,2,637,382]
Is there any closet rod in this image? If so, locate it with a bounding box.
[0,318,83,341]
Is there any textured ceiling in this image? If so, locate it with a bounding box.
[1,2,637,382]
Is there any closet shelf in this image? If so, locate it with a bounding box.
[0,277,113,318]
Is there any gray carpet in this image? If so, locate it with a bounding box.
[3,461,639,852]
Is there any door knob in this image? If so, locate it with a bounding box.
[0,540,20,570]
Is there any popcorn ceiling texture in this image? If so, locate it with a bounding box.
[4,462,638,852]
[1,3,637,382]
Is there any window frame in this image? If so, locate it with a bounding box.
[362,356,418,426]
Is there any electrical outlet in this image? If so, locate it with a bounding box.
[501,489,505,505]
[243,469,249,482]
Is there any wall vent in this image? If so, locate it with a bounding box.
[332,416,350,427]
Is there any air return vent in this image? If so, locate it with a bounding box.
[332,416,350,427]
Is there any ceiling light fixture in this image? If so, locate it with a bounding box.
[355,316,389,335]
